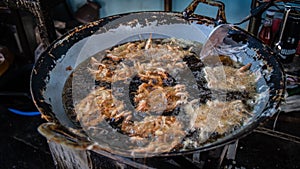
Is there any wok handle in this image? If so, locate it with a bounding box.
[183,0,227,24]
[38,123,92,150]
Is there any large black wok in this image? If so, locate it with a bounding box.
[30,0,285,159]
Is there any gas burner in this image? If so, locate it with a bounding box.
[48,140,240,169]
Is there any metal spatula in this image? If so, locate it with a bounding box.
[199,24,231,60]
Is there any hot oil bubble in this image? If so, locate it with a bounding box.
[258,85,269,93]
[268,83,275,88]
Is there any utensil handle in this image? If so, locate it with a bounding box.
[275,6,292,49]
[38,123,92,150]
[183,0,227,24]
